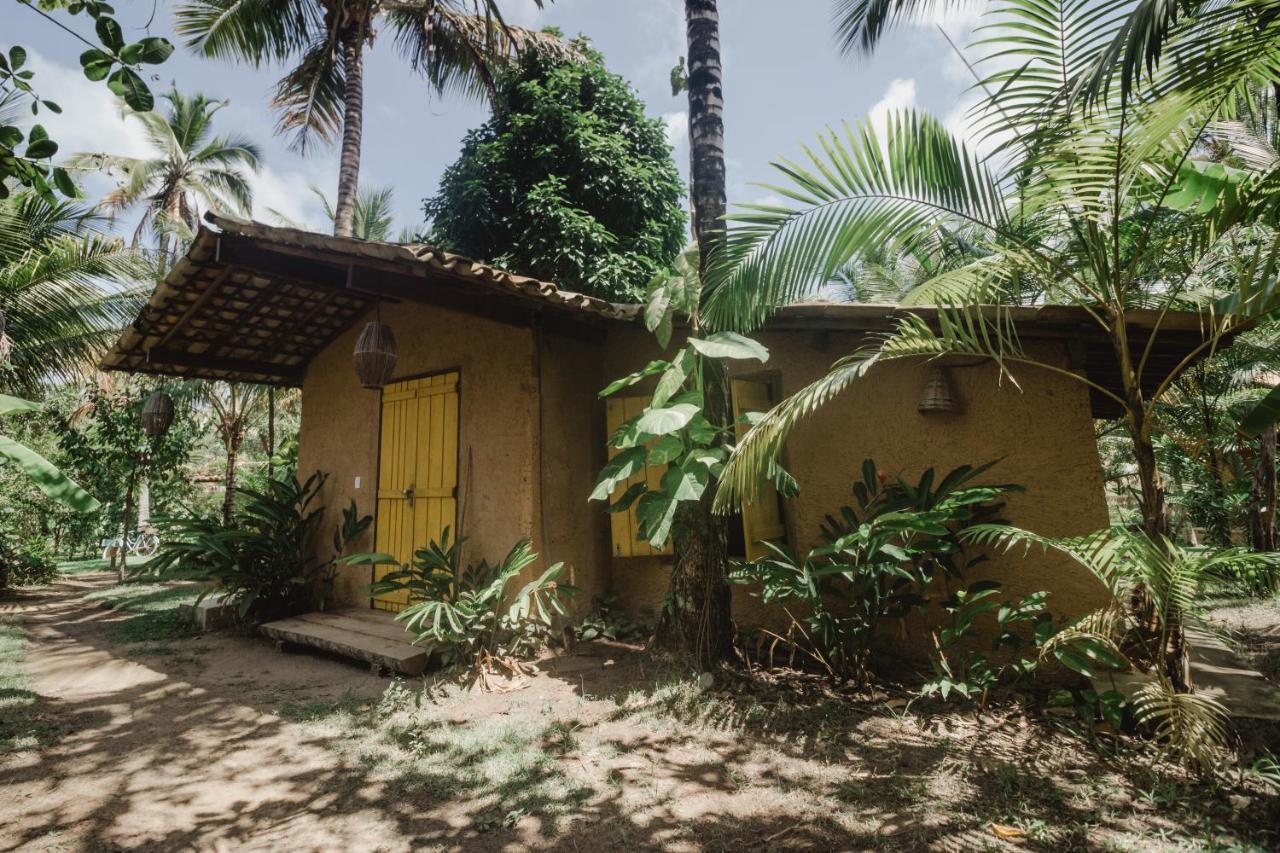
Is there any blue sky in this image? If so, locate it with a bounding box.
[9,0,982,236]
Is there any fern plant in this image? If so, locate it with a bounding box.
[346,528,578,678]
[967,525,1277,768]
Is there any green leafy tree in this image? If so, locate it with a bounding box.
[68,87,261,268]
[424,36,686,300]
[0,190,147,395]
[56,376,199,571]
[174,0,572,238]
[3,0,173,203]
[1,393,98,513]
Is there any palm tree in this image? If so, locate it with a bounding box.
[67,87,261,270]
[650,0,734,667]
[0,191,147,395]
[270,184,415,241]
[202,382,272,526]
[175,0,573,238]
[709,0,1280,549]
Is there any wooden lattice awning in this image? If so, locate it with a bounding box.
[102,213,638,386]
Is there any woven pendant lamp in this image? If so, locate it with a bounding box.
[918,365,961,414]
[354,319,397,388]
[141,391,175,436]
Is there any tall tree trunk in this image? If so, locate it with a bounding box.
[223,431,242,527]
[1249,425,1277,552]
[333,26,366,239]
[119,469,136,582]
[267,386,276,483]
[655,0,732,668]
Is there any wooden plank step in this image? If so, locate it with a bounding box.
[260,611,429,676]
[289,610,415,645]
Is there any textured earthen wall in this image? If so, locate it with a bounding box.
[600,327,1113,631]
[298,303,540,607]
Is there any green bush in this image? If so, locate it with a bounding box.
[146,472,369,621]
[730,459,1035,689]
[346,528,577,674]
[0,530,57,591]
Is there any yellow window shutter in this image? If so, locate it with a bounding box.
[732,378,787,560]
[604,397,673,558]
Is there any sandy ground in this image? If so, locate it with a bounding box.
[2,574,1277,852]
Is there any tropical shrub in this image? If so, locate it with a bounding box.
[730,460,1033,687]
[424,36,685,301]
[347,528,577,678]
[575,594,652,644]
[146,472,369,620]
[969,526,1280,768]
[0,526,57,592]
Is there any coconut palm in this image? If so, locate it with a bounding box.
[707,0,1280,550]
[0,191,147,395]
[270,184,415,241]
[67,87,261,270]
[200,382,273,526]
[174,0,573,238]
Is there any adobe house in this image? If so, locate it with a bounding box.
[103,214,1223,661]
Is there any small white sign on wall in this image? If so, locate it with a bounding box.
[354,476,362,490]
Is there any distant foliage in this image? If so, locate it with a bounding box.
[423,36,685,301]
[0,522,56,592]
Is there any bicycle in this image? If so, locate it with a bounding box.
[102,527,161,561]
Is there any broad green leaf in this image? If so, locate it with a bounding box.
[0,395,41,416]
[9,46,26,70]
[114,67,153,112]
[646,434,684,465]
[635,490,678,545]
[600,360,668,397]
[79,48,113,81]
[95,15,124,50]
[134,36,174,64]
[0,434,99,512]
[635,403,699,436]
[651,348,692,409]
[688,331,769,362]
[590,446,648,501]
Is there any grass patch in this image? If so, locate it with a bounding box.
[83,571,211,646]
[57,556,169,577]
[0,620,54,751]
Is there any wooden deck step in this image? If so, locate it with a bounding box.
[259,608,429,675]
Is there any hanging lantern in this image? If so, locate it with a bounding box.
[353,321,397,388]
[918,365,961,415]
[141,391,175,437]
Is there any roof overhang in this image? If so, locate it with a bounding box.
[101,213,637,386]
[766,302,1232,419]
[103,215,1235,419]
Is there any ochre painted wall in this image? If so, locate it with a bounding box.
[298,309,1111,641]
[298,302,541,607]
[600,327,1113,635]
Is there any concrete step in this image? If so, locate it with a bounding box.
[259,608,429,676]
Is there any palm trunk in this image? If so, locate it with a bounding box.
[655,0,732,668]
[267,386,276,482]
[119,470,135,582]
[333,26,366,239]
[223,431,242,527]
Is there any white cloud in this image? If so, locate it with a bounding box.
[25,49,152,162]
[662,110,687,149]
[868,77,917,138]
[249,165,332,230]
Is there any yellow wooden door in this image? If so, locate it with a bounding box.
[374,372,459,612]
[604,397,673,558]
[732,378,787,560]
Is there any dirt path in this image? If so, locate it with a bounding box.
[3,575,1277,852]
[0,575,413,852]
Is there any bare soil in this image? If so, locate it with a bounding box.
[1,574,1276,852]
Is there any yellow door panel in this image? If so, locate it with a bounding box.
[604,396,673,558]
[732,378,787,560]
[374,372,460,612]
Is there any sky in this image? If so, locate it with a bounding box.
[7,0,984,237]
